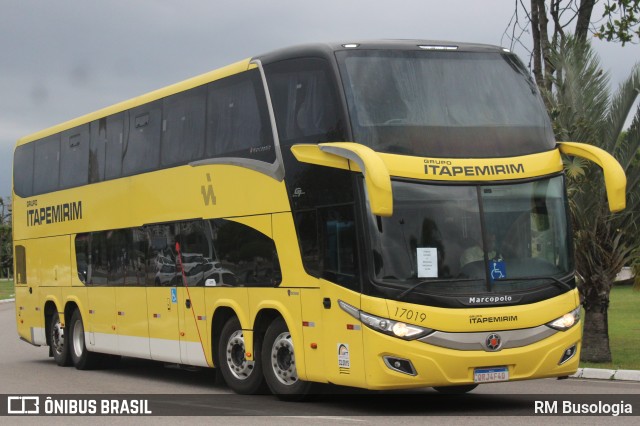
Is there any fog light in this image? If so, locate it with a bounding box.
[383,356,417,376]
[559,344,577,365]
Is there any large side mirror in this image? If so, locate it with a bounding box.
[558,142,626,212]
[291,142,393,217]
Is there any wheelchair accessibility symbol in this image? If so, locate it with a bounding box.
[490,259,506,280]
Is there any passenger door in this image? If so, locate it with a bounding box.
[110,228,150,358]
[316,205,366,386]
[146,223,181,363]
[175,221,212,367]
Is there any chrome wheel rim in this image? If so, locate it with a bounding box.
[51,318,65,356]
[225,330,254,380]
[270,331,298,385]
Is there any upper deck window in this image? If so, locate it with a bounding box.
[265,58,346,146]
[206,69,275,163]
[336,50,555,158]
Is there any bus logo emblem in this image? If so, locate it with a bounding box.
[486,333,502,351]
[201,173,216,206]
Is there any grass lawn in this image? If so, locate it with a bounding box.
[0,278,14,300]
[580,284,640,370]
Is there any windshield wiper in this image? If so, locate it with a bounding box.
[397,278,484,300]
[494,275,573,292]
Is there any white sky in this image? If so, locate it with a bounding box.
[1,0,638,198]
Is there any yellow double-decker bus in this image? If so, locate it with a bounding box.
[13,40,625,398]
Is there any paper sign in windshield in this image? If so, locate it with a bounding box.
[417,247,438,278]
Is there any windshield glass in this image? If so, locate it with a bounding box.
[368,176,573,297]
[336,50,555,158]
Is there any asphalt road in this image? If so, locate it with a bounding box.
[1,301,638,425]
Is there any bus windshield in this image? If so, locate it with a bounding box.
[367,176,573,299]
[336,50,555,158]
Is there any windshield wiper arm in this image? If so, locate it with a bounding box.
[397,278,484,300]
[494,275,573,292]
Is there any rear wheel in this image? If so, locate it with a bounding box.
[433,384,478,394]
[262,317,313,400]
[50,311,71,366]
[68,309,102,370]
[217,317,266,394]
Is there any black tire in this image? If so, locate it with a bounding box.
[68,309,102,370]
[433,384,478,394]
[217,317,266,394]
[50,311,71,366]
[261,317,313,400]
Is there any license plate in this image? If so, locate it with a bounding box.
[474,367,509,383]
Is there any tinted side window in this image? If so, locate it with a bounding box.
[176,220,214,286]
[123,101,161,176]
[13,144,34,197]
[211,219,281,287]
[76,233,101,285]
[60,125,90,189]
[15,245,27,284]
[294,210,320,275]
[147,223,179,286]
[33,134,60,195]
[162,87,206,167]
[90,114,125,183]
[265,58,346,145]
[293,204,358,290]
[103,229,145,286]
[206,70,275,163]
[77,229,147,286]
[75,233,89,283]
[319,204,358,289]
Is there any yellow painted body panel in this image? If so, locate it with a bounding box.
[386,289,579,333]
[115,287,150,358]
[360,323,581,389]
[293,143,565,184]
[381,149,564,182]
[13,164,289,241]
[86,287,117,353]
[147,286,180,361]
[178,287,210,366]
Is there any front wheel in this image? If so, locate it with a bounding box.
[217,317,266,394]
[262,317,313,400]
[68,309,102,370]
[50,311,71,366]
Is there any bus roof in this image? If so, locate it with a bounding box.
[256,39,506,64]
[17,40,507,147]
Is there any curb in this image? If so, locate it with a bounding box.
[571,367,640,382]
[0,298,15,304]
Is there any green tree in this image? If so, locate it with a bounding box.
[547,36,640,362]
[0,196,11,279]
[507,1,640,97]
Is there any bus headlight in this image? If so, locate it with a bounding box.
[546,308,580,331]
[339,300,432,340]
